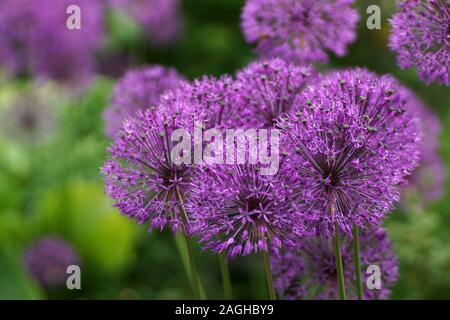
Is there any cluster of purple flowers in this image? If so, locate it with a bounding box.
[389,0,450,86]
[0,0,442,302]
[23,236,80,288]
[102,72,246,234]
[100,0,446,300]
[102,61,427,298]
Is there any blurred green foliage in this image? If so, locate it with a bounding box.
[0,0,449,299]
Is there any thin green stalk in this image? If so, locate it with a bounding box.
[175,189,206,299]
[263,251,276,300]
[183,232,201,299]
[218,253,233,299]
[353,224,363,300]
[174,234,207,299]
[334,222,347,300]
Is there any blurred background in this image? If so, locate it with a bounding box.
[0,0,449,299]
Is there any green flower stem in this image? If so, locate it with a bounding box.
[175,189,206,299]
[353,224,363,300]
[175,232,206,300]
[183,232,202,299]
[218,253,233,299]
[334,222,347,300]
[263,251,276,300]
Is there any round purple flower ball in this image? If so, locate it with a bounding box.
[103,65,186,137]
[23,236,80,288]
[389,0,450,86]
[188,162,307,259]
[102,102,199,234]
[102,73,245,234]
[160,74,243,129]
[241,0,359,64]
[0,0,104,81]
[234,58,313,128]
[271,227,399,300]
[279,69,422,237]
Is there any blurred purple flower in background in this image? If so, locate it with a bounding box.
[234,58,313,128]
[188,163,307,258]
[401,89,446,206]
[279,69,422,237]
[241,0,359,64]
[103,65,186,137]
[389,0,450,86]
[23,236,80,288]
[271,227,399,300]
[0,0,104,82]
[108,0,183,47]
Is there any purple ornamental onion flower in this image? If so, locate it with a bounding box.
[102,74,244,234]
[0,0,104,81]
[108,0,183,47]
[188,162,307,259]
[389,0,450,86]
[103,65,186,137]
[271,227,399,300]
[279,69,422,237]
[234,58,313,128]
[23,236,80,288]
[241,0,359,64]
[402,92,446,205]
[102,106,196,234]
[160,74,243,129]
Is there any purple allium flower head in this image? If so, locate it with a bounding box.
[23,236,80,288]
[0,0,104,81]
[102,104,197,234]
[160,74,243,129]
[279,69,422,237]
[272,227,399,300]
[389,0,450,86]
[103,65,186,137]
[188,161,307,259]
[108,0,183,47]
[102,73,245,234]
[241,0,359,64]
[234,58,313,128]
